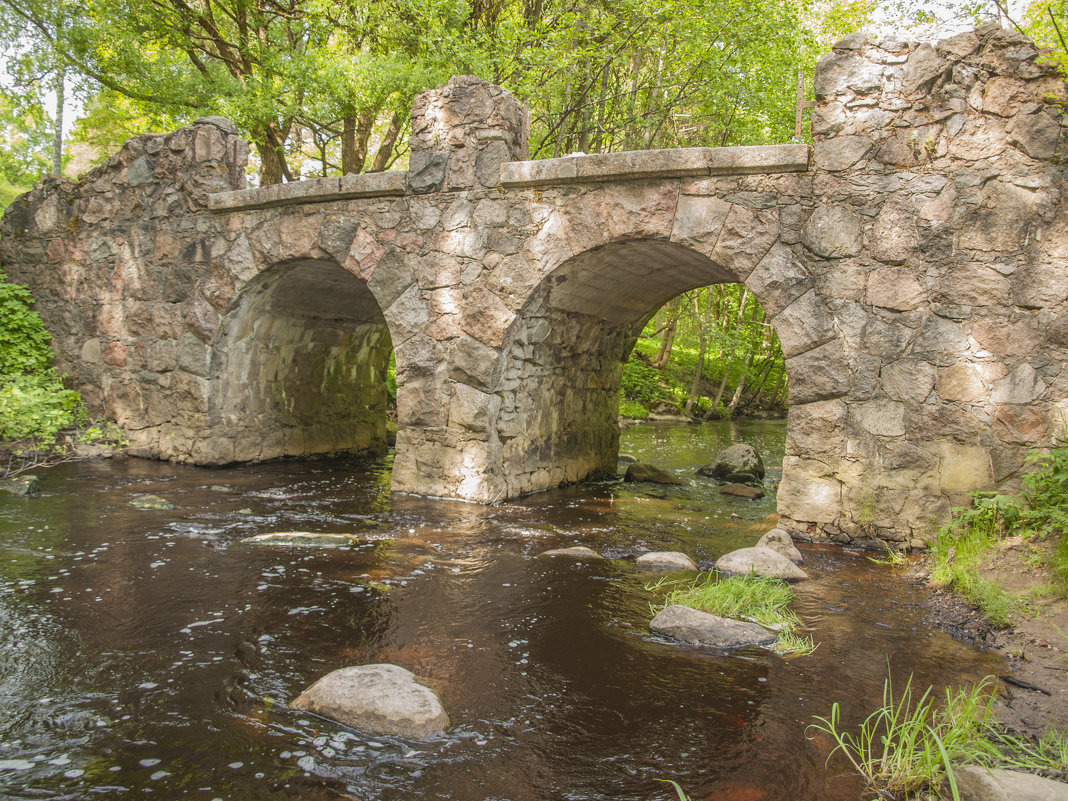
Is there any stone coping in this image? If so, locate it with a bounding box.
[208,144,810,211]
[499,144,810,186]
[208,170,408,211]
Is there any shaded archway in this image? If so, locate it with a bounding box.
[493,238,843,527]
[203,258,393,464]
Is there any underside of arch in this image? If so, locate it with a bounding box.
[495,239,807,498]
[203,258,392,464]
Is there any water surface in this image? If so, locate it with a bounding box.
[0,419,1003,800]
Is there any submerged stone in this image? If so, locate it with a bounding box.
[239,532,362,547]
[290,663,449,739]
[130,494,178,510]
[0,475,40,497]
[650,604,776,648]
[624,463,686,485]
[538,546,605,559]
[719,483,765,499]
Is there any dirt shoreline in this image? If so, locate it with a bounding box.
[909,562,1068,739]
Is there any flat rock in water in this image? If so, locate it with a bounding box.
[650,604,776,648]
[756,528,803,564]
[715,546,808,581]
[624,463,685,485]
[130,494,178,510]
[636,551,698,571]
[953,765,1068,801]
[719,483,765,499]
[290,663,449,739]
[239,532,361,547]
[0,475,40,497]
[538,546,604,559]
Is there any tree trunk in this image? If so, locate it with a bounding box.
[370,113,402,172]
[51,62,65,175]
[652,297,681,368]
[684,288,712,416]
[253,120,293,185]
[704,287,749,420]
[342,110,376,175]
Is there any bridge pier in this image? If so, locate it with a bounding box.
[4,26,1068,546]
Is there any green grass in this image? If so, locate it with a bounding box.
[808,674,1001,800]
[929,494,1016,627]
[648,572,817,656]
[809,673,1068,800]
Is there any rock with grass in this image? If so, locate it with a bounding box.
[239,532,362,547]
[624,463,686,485]
[636,551,698,571]
[756,528,803,564]
[290,663,449,739]
[719,483,765,499]
[130,493,178,510]
[0,475,40,497]
[697,444,765,482]
[952,765,1068,801]
[715,546,808,581]
[650,604,776,648]
[538,546,604,559]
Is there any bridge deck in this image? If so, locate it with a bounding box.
[206,143,810,213]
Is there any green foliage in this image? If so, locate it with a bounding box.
[0,372,84,447]
[0,274,57,375]
[810,672,1068,800]
[648,571,817,656]
[930,496,1015,627]
[618,399,648,419]
[0,272,88,462]
[619,285,787,419]
[808,674,1002,800]
[932,433,1068,615]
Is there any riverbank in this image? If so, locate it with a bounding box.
[912,536,1068,739]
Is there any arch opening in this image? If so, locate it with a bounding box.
[206,258,393,464]
[494,239,810,500]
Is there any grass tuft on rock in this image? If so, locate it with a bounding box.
[648,572,816,656]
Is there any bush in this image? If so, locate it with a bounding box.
[0,271,90,472]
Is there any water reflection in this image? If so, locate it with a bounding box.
[0,420,1003,800]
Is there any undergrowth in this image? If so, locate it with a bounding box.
[808,673,1068,800]
[930,432,1068,624]
[648,572,817,656]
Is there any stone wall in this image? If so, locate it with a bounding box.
[2,27,1067,546]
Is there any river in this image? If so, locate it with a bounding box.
[0,419,1003,800]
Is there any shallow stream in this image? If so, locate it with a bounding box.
[0,419,1003,800]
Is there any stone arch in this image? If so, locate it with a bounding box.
[201,257,393,464]
[492,230,845,527]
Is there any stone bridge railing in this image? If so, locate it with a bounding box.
[3,24,1068,548]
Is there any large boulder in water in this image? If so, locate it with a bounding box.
[650,605,776,648]
[636,551,698,571]
[715,546,808,581]
[290,664,449,739]
[625,463,685,485]
[697,444,765,481]
[756,528,803,564]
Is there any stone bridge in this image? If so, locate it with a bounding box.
[4,24,1068,546]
